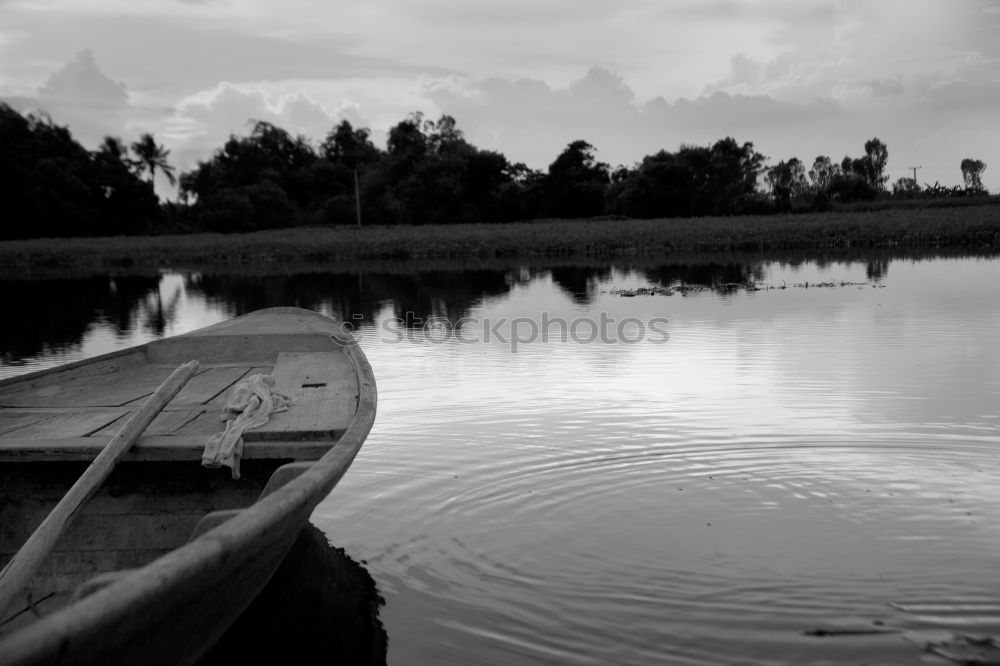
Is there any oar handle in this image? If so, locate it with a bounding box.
[0,360,200,619]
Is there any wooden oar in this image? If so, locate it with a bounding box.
[0,360,200,619]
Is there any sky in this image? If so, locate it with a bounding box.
[1,0,998,193]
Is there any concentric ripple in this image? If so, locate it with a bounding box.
[312,255,1000,666]
[5,256,1000,665]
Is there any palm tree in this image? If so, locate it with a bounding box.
[97,136,137,171]
[130,132,176,186]
[99,136,128,161]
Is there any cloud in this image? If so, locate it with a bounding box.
[164,82,398,177]
[568,67,635,108]
[702,2,1000,107]
[422,67,846,169]
[0,9,448,97]
[702,53,799,96]
[422,66,999,190]
[37,49,127,108]
[865,78,904,98]
[2,1,998,192]
[5,49,131,145]
[164,85,334,172]
[921,80,1000,110]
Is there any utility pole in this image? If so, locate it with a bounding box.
[907,165,922,183]
[353,169,362,227]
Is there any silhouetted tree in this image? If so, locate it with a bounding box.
[424,114,464,154]
[607,138,766,218]
[544,140,610,218]
[892,176,920,197]
[766,158,807,211]
[356,113,516,225]
[826,139,887,202]
[13,101,970,239]
[607,150,697,218]
[98,136,135,169]
[316,120,383,224]
[839,139,888,192]
[0,104,158,238]
[960,158,987,192]
[501,162,546,220]
[827,172,878,202]
[862,138,889,191]
[179,121,319,229]
[320,120,381,170]
[130,132,176,188]
[92,135,160,235]
[700,137,767,215]
[386,112,428,161]
[808,156,839,191]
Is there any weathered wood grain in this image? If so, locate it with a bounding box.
[0,349,145,400]
[4,513,205,555]
[258,462,312,498]
[203,366,272,407]
[0,413,48,437]
[0,361,199,619]
[147,334,330,365]
[0,460,282,518]
[0,308,377,666]
[0,410,128,440]
[122,366,251,407]
[88,408,204,439]
[249,352,357,441]
[0,436,330,462]
[0,459,281,635]
[0,364,180,409]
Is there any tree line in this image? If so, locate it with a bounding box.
[0,102,992,239]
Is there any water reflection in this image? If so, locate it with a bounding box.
[0,275,174,365]
[184,270,521,327]
[643,261,767,292]
[866,258,890,282]
[0,248,993,368]
[3,248,1000,665]
[549,266,612,304]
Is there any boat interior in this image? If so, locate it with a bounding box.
[0,313,362,634]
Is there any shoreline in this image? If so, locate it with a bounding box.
[1,204,998,273]
[1,245,996,280]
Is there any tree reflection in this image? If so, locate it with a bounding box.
[549,266,612,304]
[865,258,889,282]
[3,249,966,369]
[184,269,517,329]
[643,263,766,292]
[0,275,163,363]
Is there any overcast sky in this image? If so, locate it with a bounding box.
[2,0,998,192]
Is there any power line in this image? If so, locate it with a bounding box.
[907,165,922,182]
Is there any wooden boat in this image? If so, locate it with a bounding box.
[0,307,377,665]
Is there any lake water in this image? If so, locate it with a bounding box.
[3,251,1000,665]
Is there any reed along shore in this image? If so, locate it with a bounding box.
[1,203,998,273]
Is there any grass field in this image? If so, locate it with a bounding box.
[1,204,998,272]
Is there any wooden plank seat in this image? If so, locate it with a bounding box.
[0,308,378,665]
[0,351,358,463]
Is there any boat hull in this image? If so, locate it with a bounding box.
[0,308,377,665]
[0,459,286,636]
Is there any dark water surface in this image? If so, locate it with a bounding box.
[3,251,1000,665]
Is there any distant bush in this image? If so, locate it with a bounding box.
[827,174,878,203]
[198,190,257,233]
